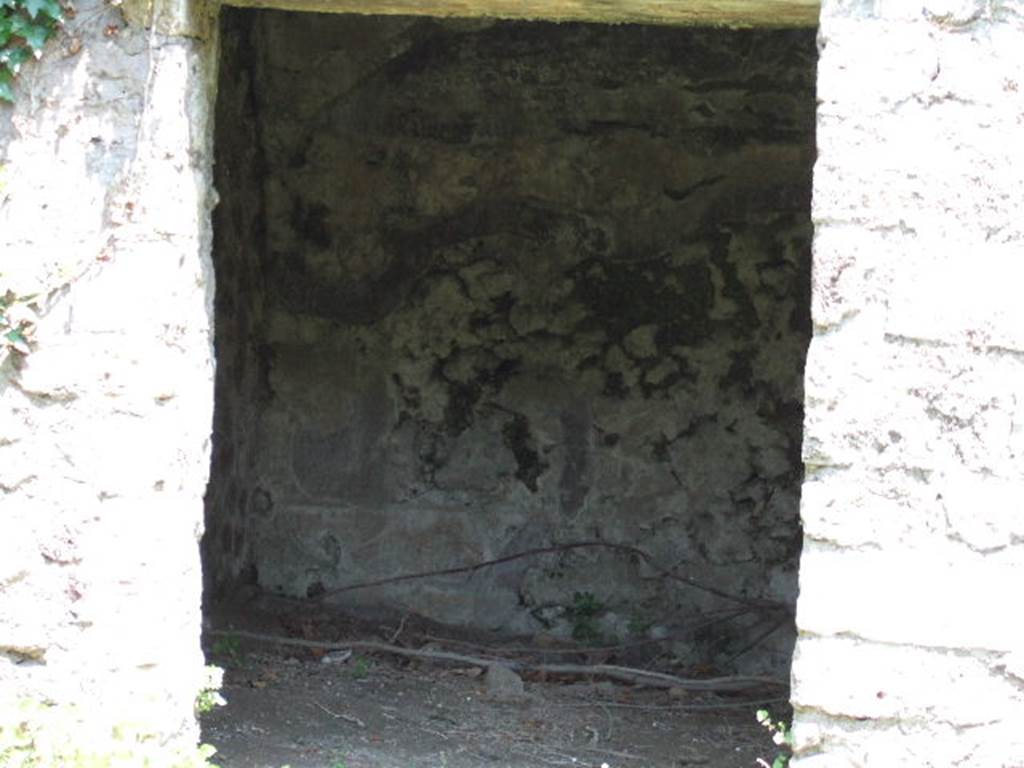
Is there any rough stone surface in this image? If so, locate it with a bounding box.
[0,0,216,758]
[4,0,1021,761]
[793,1,1024,765]
[204,11,816,676]
[485,663,527,702]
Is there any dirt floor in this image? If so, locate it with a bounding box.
[200,595,789,768]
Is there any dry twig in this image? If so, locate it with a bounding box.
[315,540,786,610]
[209,628,786,693]
[387,613,408,644]
[557,695,790,712]
[313,700,365,728]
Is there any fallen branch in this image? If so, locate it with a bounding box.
[211,628,503,664]
[557,695,790,712]
[208,628,786,693]
[533,662,781,692]
[315,540,784,610]
[421,604,757,657]
[313,700,365,728]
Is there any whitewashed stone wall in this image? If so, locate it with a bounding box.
[0,0,216,758]
[4,0,1024,761]
[793,1,1024,766]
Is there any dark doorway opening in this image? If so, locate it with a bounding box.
[202,10,816,766]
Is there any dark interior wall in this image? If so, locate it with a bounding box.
[206,9,815,675]
[205,20,270,597]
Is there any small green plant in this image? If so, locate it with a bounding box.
[566,591,604,643]
[195,665,226,715]
[211,634,244,666]
[350,657,371,680]
[755,708,793,768]
[194,689,223,715]
[0,0,62,102]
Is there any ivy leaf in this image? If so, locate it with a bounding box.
[0,43,31,72]
[0,67,13,103]
[10,14,51,53]
[0,15,13,47]
[5,328,31,354]
[22,0,61,21]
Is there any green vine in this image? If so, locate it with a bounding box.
[0,0,62,102]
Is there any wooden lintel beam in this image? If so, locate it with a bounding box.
[220,0,820,28]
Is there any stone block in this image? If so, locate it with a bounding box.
[886,242,1024,352]
[821,0,1018,23]
[815,104,1023,238]
[792,712,1024,768]
[797,543,1023,651]
[940,470,1024,552]
[800,466,945,548]
[809,224,896,330]
[802,466,1024,554]
[792,635,1023,725]
[803,334,1024,476]
[816,18,938,119]
[485,664,527,702]
[815,13,1024,239]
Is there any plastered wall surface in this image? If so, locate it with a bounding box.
[0,0,216,755]
[792,1,1024,765]
[205,10,816,675]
